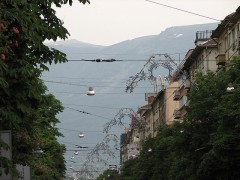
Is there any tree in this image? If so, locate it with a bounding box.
[0,0,90,178]
[96,169,120,180]
[182,56,240,179]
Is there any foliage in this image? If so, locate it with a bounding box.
[96,169,120,180]
[0,0,90,178]
[120,56,240,179]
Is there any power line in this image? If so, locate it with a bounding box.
[64,103,129,110]
[65,107,112,120]
[44,80,154,88]
[145,0,220,21]
[59,141,97,146]
[66,59,160,62]
[59,127,123,133]
[41,75,130,81]
[49,92,149,95]
[52,51,186,56]
[44,80,88,87]
[64,59,228,62]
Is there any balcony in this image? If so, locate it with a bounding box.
[173,109,181,119]
[173,90,181,100]
[184,80,191,90]
[215,53,226,66]
[133,136,140,143]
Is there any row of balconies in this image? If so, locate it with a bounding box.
[173,109,181,119]
[216,33,240,65]
[173,80,191,100]
[173,79,191,119]
[173,100,189,119]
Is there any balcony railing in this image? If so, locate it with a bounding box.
[215,52,226,65]
[173,89,181,100]
[184,80,191,90]
[173,109,181,119]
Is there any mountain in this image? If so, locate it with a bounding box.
[43,22,218,174]
[46,22,217,60]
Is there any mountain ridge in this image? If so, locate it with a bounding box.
[45,22,218,61]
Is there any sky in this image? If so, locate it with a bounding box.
[55,0,240,46]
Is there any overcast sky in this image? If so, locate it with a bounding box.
[55,0,239,46]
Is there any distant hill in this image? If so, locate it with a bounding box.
[46,22,218,60]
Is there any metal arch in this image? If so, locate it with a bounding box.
[103,108,136,133]
[125,53,178,93]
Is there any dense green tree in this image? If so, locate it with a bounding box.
[96,169,121,180]
[0,0,89,178]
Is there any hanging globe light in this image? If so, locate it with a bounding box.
[87,87,95,96]
[74,150,78,155]
[79,132,84,138]
[226,83,234,92]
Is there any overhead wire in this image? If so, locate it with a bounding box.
[145,0,220,21]
[65,107,112,120]
[44,80,153,88]
[66,58,220,62]
[64,103,129,110]
[59,127,124,133]
[41,75,130,81]
[48,91,151,95]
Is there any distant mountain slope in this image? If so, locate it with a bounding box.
[45,22,218,61]
[101,23,218,59]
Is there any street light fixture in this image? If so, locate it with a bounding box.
[32,147,44,154]
[79,132,84,138]
[148,148,153,152]
[87,87,95,96]
[226,83,234,92]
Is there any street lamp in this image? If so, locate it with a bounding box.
[79,132,84,138]
[33,142,44,155]
[226,83,234,92]
[148,148,153,153]
[87,87,95,96]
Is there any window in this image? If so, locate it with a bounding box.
[225,36,228,52]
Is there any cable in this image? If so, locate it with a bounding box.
[66,58,220,62]
[48,92,149,95]
[59,141,96,146]
[50,51,186,56]
[59,127,123,133]
[44,80,88,87]
[41,75,129,81]
[65,107,112,120]
[44,80,153,89]
[64,103,128,110]
[145,0,220,21]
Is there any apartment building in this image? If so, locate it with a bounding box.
[134,84,178,151]
[173,30,218,119]
[172,6,240,120]
[211,6,240,66]
[121,114,141,161]
[165,81,179,124]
